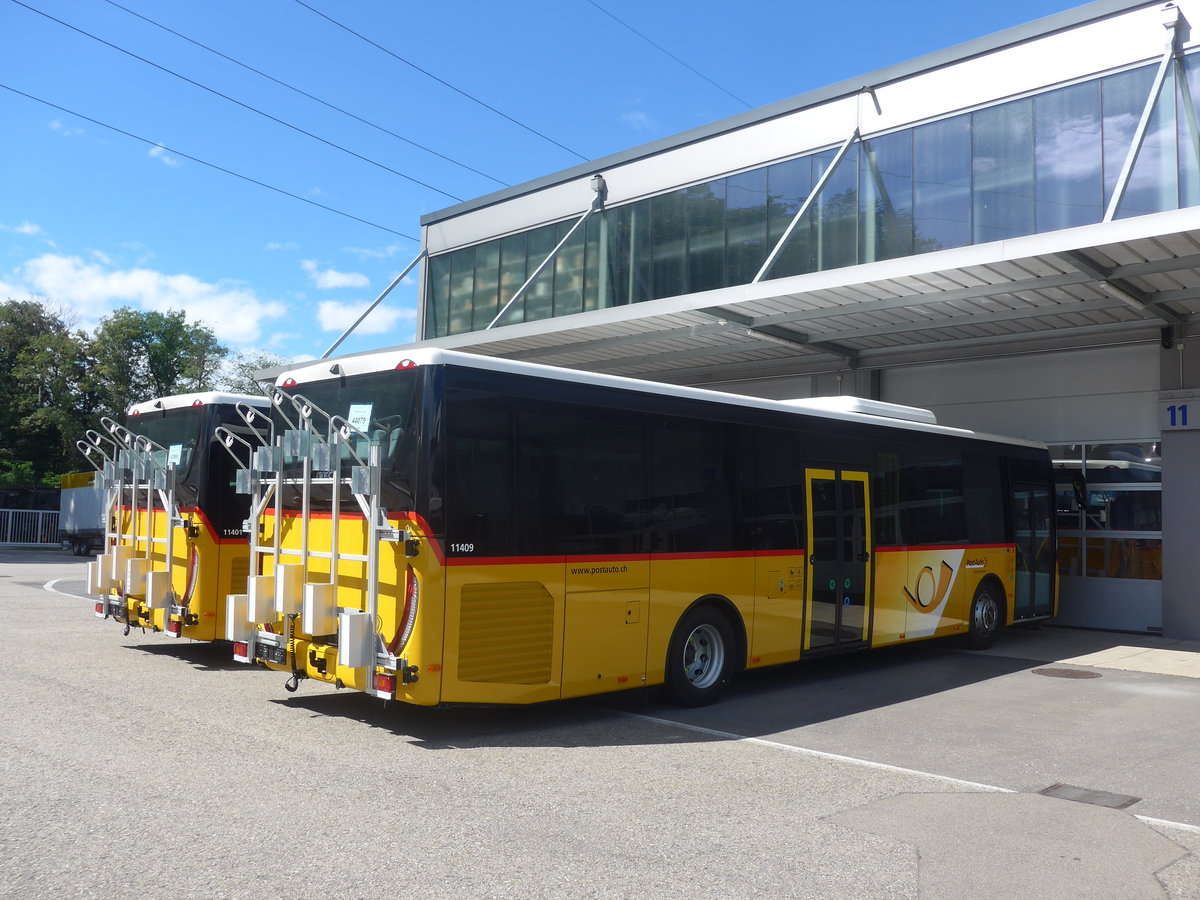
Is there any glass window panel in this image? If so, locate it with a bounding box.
[603,206,631,307]
[1118,65,1179,218]
[813,148,859,271]
[648,416,738,552]
[650,189,687,299]
[687,180,726,294]
[859,131,914,263]
[523,224,557,323]
[516,400,647,555]
[448,246,476,335]
[1178,54,1200,206]
[973,99,1034,242]
[607,202,652,304]
[725,168,769,286]
[1058,535,1082,576]
[444,389,515,557]
[765,157,812,278]
[750,427,805,550]
[914,115,972,250]
[470,240,501,331]
[1086,441,1162,482]
[424,252,451,339]
[1035,82,1103,231]
[583,212,603,311]
[553,223,586,319]
[1102,65,1157,210]
[1084,489,1162,531]
[1084,537,1162,579]
[497,233,527,326]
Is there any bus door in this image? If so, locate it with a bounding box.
[804,469,873,651]
[1011,484,1054,617]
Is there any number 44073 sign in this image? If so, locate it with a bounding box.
[1160,390,1200,431]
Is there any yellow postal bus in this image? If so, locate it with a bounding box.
[232,348,1054,706]
[82,392,270,641]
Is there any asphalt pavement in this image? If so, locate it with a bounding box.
[3,547,1198,899]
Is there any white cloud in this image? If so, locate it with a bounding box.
[49,120,84,138]
[301,259,369,290]
[149,145,180,167]
[265,241,299,252]
[620,110,654,132]
[6,221,45,236]
[316,299,411,335]
[4,252,287,344]
[344,242,408,261]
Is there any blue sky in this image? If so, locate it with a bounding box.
[1,0,1079,366]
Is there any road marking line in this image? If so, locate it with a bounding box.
[42,578,93,602]
[626,711,1200,835]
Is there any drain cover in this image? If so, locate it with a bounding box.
[1031,667,1101,679]
[1039,783,1141,809]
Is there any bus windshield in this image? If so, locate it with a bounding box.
[275,369,420,511]
[127,407,205,479]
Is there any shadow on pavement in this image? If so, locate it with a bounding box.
[265,630,1083,750]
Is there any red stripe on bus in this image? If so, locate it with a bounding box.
[444,549,806,567]
[874,543,1014,553]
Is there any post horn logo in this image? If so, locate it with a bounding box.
[903,560,954,610]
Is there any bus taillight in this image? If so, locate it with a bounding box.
[373,673,396,695]
[388,565,419,655]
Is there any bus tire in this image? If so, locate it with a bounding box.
[965,582,1003,650]
[664,605,734,707]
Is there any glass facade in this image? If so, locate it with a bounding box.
[1052,441,1162,581]
[425,54,1200,339]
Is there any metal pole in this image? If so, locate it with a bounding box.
[1104,15,1184,222]
[753,128,859,283]
[488,176,607,330]
[320,250,426,359]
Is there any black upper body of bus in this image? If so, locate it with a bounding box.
[126,403,259,539]
[273,362,1053,562]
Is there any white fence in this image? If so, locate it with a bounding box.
[0,509,61,546]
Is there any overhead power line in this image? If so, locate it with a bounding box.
[11,0,464,202]
[99,0,510,188]
[0,81,419,241]
[582,0,753,110]
[290,0,590,162]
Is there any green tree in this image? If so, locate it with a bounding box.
[218,349,291,396]
[0,300,93,486]
[90,308,227,417]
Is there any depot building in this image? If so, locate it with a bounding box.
[388,0,1200,639]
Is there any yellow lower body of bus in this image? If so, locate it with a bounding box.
[89,508,252,642]
[246,513,1048,706]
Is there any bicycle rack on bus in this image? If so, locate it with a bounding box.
[223,383,412,689]
[83,416,183,629]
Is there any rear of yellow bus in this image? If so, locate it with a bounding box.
[232,355,443,705]
[87,394,266,641]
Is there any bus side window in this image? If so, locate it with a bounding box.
[445,391,515,557]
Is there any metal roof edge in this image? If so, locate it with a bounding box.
[419,0,1156,228]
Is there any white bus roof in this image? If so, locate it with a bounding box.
[128,391,270,416]
[275,348,1046,451]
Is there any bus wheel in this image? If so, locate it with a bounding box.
[665,606,733,707]
[966,584,1002,650]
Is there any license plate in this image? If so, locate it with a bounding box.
[256,641,287,666]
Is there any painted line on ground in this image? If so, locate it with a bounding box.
[43,578,94,602]
[626,711,1200,836]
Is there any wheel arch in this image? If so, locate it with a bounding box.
[667,594,748,674]
[975,574,1009,626]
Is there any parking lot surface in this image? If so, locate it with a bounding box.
[3,548,1199,898]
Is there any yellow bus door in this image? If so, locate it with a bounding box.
[805,469,873,652]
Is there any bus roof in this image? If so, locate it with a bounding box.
[127,391,270,416]
[276,347,1047,451]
